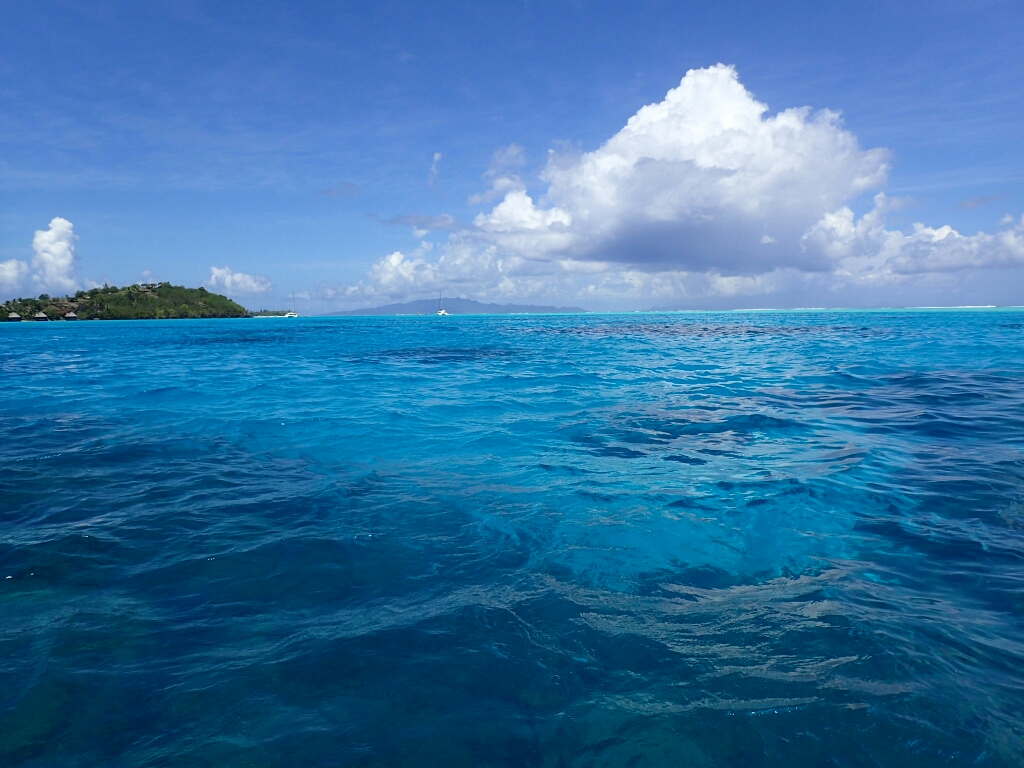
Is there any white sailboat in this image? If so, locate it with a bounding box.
[436,292,448,316]
[285,292,299,318]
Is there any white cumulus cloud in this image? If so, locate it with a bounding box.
[32,217,79,293]
[367,251,439,295]
[345,65,1023,309]
[0,259,29,292]
[527,63,889,273]
[806,198,1024,280]
[205,266,272,294]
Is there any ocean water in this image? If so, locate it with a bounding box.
[1,310,1023,767]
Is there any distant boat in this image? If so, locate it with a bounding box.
[284,311,298,318]
[437,292,449,317]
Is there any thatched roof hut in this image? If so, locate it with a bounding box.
[33,311,49,321]
[64,311,78,320]
[6,312,20,321]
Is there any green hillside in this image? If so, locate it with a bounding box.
[2,283,250,320]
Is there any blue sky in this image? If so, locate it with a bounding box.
[1,0,1022,310]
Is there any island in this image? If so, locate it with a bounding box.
[2,283,251,320]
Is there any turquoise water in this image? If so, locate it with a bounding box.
[2,311,1023,766]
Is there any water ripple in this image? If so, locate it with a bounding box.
[1,310,1023,766]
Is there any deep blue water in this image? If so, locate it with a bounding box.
[2,310,1023,767]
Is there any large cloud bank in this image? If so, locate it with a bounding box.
[347,65,1023,308]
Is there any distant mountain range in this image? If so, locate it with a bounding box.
[329,298,587,316]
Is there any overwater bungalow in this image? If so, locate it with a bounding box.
[7,312,21,321]
[64,311,78,320]
[34,311,49,321]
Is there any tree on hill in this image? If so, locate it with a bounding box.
[2,283,251,320]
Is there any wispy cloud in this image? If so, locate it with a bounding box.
[468,143,527,205]
[427,152,442,186]
[955,193,1003,210]
[373,213,461,231]
[318,182,361,198]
